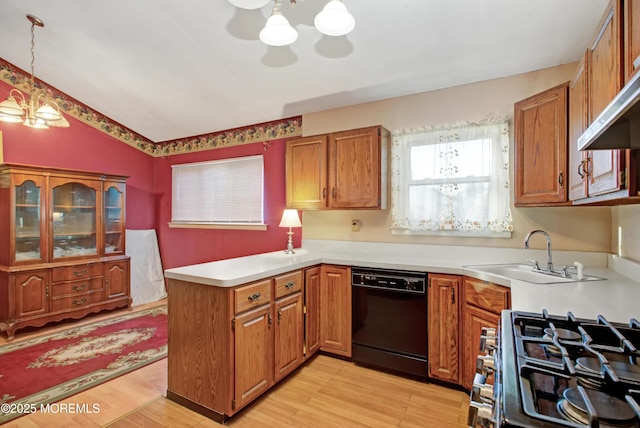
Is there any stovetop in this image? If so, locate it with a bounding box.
[500,310,640,428]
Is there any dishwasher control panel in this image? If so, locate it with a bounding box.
[351,267,427,293]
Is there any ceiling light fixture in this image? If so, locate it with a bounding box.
[230,0,355,46]
[0,14,70,129]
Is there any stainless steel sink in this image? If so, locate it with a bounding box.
[463,263,605,284]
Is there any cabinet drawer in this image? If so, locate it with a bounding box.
[52,263,102,282]
[234,279,272,314]
[274,270,302,299]
[50,290,103,312]
[464,277,510,314]
[51,277,103,298]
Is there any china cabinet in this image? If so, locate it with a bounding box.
[0,163,130,339]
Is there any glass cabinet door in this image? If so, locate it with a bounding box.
[104,183,125,255]
[51,180,99,260]
[14,175,45,263]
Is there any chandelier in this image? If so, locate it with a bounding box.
[0,14,70,129]
[228,0,355,46]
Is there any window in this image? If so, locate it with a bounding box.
[170,155,264,229]
[391,119,512,236]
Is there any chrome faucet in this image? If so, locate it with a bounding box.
[524,229,555,273]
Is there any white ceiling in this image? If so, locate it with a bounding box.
[0,0,609,143]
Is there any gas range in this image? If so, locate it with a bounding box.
[470,310,640,427]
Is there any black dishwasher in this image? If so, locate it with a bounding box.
[351,267,428,379]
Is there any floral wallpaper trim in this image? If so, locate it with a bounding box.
[152,116,302,156]
[0,59,302,157]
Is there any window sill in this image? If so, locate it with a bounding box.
[391,229,511,238]
[168,222,268,231]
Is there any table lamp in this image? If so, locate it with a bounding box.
[279,209,302,254]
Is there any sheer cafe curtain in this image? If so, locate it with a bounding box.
[391,119,513,236]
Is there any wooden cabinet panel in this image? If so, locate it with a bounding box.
[428,274,460,384]
[464,278,510,313]
[234,279,272,314]
[285,135,328,209]
[569,51,590,201]
[328,126,384,209]
[285,125,389,210]
[274,270,302,299]
[50,289,104,312]
[13,270,49,318]
[304,266,321,357]
[625,0,640,83]
[104,260,130,300]
[319,265,351,357]
[462,305,500,391]
[514,83,569,206]
[274,292,303,382]
[234,304,274,411]
[52,263,102,282]
[50,277,103,298]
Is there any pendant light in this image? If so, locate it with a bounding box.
[228,0,271,9]
[259,0,298,47]
[314,0,355,36]
[0,14,70,129]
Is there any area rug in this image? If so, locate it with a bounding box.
[0,304,167,424]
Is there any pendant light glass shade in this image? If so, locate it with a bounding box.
[259,9,298,46]
[228,0,270,9]
[34,102,62,121]
[314,0,355,36]
[0,95,24,117]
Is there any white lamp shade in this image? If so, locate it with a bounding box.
[0,96,24,116]
[228,0,271,9]
[34,103,62,121]
[314,0,355,36]
[0,112,24,123]
[279,209,302,228]
[259,13,298,46]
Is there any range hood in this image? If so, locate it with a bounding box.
[578,69,640,151]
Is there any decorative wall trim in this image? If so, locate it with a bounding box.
[152,116,302,156]
[0,58,302,157]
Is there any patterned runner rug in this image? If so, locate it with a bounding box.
[0,305,167,424]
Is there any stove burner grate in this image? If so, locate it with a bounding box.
[558,387,638,427]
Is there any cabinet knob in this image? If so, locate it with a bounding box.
[558,171,564,188]
[285,281,295,289]
[247,292,261,301]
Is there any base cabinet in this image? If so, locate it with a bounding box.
[461,277,510,391]
[167,269,306,421]
[304,266,321,357]
[319,264,352,357]
[428,273,461,384]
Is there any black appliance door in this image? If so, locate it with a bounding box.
[352,284,427,377]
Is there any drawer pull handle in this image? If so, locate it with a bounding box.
[73,269,88,277]
[72,283,88,291]
[248,292,261,301]
[285,281,295,289]
[73,297,87,305]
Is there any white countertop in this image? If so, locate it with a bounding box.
[164,240,640,323]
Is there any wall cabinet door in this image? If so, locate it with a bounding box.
[428,274,460,384]
[328,126,384,209]
[304,266,321,357]
[104,260,130,300]
[234,304,273,411]
[274,292,303,382]
[625,0,640,83]
[285,135,328,209]
[319,265,351,357]
[514,83,569,206]
[569,52,590,201]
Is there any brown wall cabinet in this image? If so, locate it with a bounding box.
[0,164,130,340]
[428,273,461,384]
[514,82,570,206]
[285,126,390,210]
[461,277,510,391]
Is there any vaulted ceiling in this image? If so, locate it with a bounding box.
[0,0,609,143]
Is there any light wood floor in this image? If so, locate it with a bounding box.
[2,301,470,428]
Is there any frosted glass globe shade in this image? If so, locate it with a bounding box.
[259,13,298,46]
[314,0,355,36]
[228,0,270,9]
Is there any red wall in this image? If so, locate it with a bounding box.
[154,139,299,269]
[0,80,156,230]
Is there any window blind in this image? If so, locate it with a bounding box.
[171,155,264,224]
